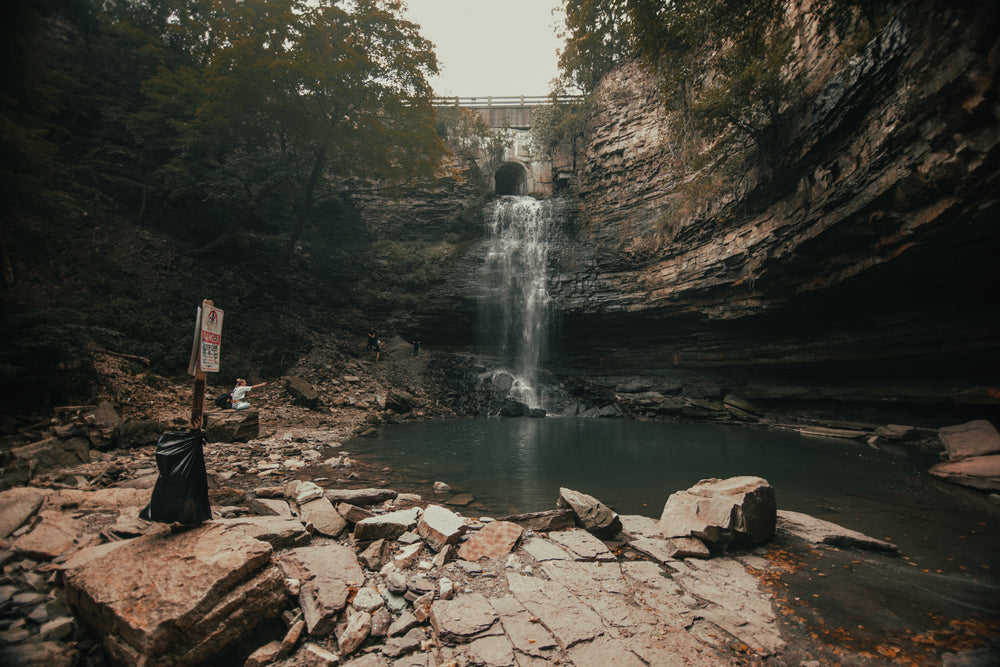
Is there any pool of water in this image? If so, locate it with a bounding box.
[347,417,930,518]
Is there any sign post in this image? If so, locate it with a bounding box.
[187,300,224,429]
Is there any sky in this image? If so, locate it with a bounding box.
[401,0,566,98]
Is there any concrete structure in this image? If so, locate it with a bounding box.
[434,96,583,198]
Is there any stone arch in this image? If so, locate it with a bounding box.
[494,162,527,195]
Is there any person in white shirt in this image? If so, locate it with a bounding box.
[231,378,266,410]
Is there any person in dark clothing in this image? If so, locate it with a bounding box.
[366,326,377,354]
[411,337,421,357]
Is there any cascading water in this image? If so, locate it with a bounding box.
[479,195,555,410]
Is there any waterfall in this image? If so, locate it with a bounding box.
[479,195,554,409]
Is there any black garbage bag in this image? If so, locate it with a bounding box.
[139,430,212,525]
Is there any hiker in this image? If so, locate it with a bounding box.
[231,378,266,410]
[373,339,382,362]
[366,326,378,354]
[411,337,420,357]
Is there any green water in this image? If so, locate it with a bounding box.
[347,417,929,518]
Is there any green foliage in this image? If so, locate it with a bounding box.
[531,85,592,153]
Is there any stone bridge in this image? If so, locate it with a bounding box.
[433,95,584,197]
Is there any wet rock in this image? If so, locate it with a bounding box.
[458,521,523,561]
[777,510,898,552]
[556,487,622,538]
[875,424,917,441]
[354,508,421,542]
[61,522,287,666]
[386,391,418,414]
[928,454,1000,492]
[938,420,1000,460]
[660,476,776,545]
[0,487,46,538]
[417,504,466,551]
[277,544,365,636]
[326,488,398,506]
[498,508,575,532]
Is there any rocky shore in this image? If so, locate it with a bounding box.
[2,342,1000,666]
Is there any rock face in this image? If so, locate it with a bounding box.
[660,476,777,546]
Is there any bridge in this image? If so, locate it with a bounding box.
[432,95,585,196]
[432,95,586,129]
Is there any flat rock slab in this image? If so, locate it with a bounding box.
[928,454,1000,491]
[938,420,1000,460]
[354,508,420,542]
[0,487,46,538]
[61,522,287,666]
[429,593,499,644]
[776,510,899,552]
[298,497,347,538]
[497,509,575,532]
[458,521,523,561]
[326,488,398,506]
[547,528,615,561]
[506,572,604,649]
[12,511,89,560]
[488,595,558,658]
[522,537,570,562]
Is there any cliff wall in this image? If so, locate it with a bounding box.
[542,1,1000,416]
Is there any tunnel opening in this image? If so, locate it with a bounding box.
[494,162,527,195]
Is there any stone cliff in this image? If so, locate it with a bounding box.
[537,1,1000,421]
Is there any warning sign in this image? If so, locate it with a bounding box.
[188,302,224,375]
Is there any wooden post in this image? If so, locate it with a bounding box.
[190,299,213,430]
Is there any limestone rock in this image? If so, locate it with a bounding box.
[338,610,372,656]
[547,528,615,562]
[4,437,90,486]
[417,504,466,551]
[326,488,398,506]
[497,509,575,532]
[938,420,1000,460]
[61,522,287,666]
[556,487,622,538]
[114,420,165,449]
[659,476,776,545]
[296,642,339,667]
[298,497,348,538]
[12,511,89,560]
[386,391,418,414]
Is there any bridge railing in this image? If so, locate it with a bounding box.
[432,95,586,108]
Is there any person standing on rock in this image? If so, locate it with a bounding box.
[231,378,266,410]
[367,326,378,355]
[411,337,420,357]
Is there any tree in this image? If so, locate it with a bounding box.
[134,0,448,263]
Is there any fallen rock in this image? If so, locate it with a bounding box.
[556,487,622,538]
[354,508,421,542]
[429,593,499,644]
[12,511,90,560]
[659,476,776,545]
[776,510,899,553]
[417,504,466,551]
[326,488,398,506]
[277,544,365,636]
[297,497,348,538]
[4,437,90,486]
[285,375,321,410]
[386,391,418,414]
[114,420,167,449]
[497,509,575,532]
[938,420,1000,460]
[929,454,1000,492]
[61,522,287,666]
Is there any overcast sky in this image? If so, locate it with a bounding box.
[401,0,566,98]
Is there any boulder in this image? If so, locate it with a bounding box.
[285,375,321,410]
[205,409,259,443]
[938,420,1000,460]
[659,476,776,545]
[61,522,287,666]
[556,488,622,538]
[297,497,348,538]
[386,391,418,414]
[417,504,467,551]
